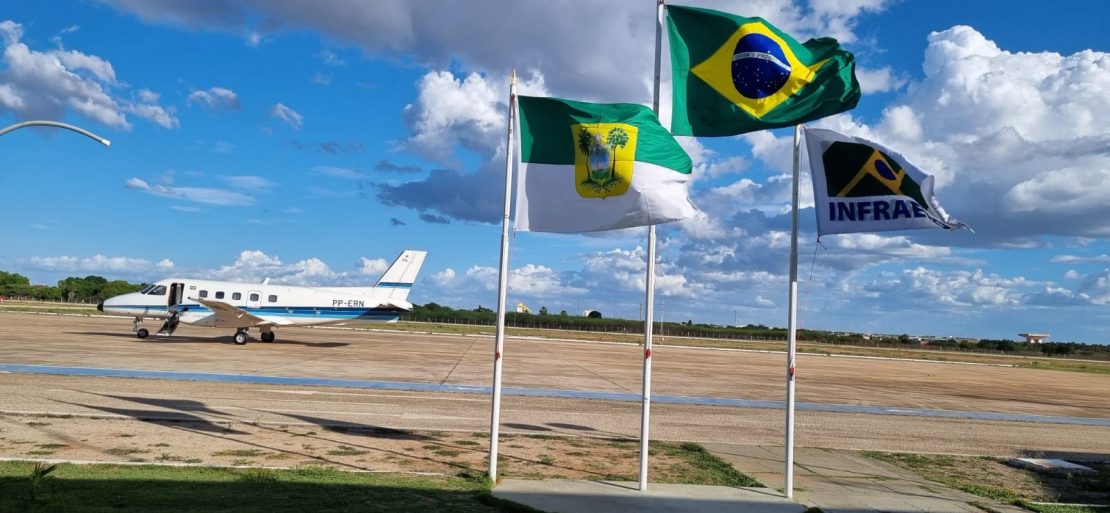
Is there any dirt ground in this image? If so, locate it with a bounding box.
[0,413,703,483]
[0,312,1108,478]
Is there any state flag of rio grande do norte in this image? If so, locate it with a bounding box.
[804,127,969,236]
[514,96,697,233]
[666,4,860,137]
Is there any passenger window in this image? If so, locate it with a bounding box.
[149,285,167,295]
[232,292,242,300]
[199,290,208,298]
[215,291,225,299]
[249,293,259,301]
[268,295,278,303]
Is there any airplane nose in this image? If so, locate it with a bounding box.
[97,301,104,312]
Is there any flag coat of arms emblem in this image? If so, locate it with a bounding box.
[804,127,968,235]
[667,5,860,136]
[515,96,696,233]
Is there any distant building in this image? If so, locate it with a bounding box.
[516,303,531,314]
[1019,333,1049,344]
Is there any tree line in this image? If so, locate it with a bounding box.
[406,303,1110,359]
[2,270,1107,358]
[0,271,143,303]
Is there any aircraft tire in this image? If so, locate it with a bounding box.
[233,331,248,345]
[261,332,275,343]
[136,328,149,339]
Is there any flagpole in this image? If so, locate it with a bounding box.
[784,124,801,499]
[638,0,665,493]
[488,69,517,482]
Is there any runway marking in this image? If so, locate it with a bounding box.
[252,389,487,402]
[3,363,1109,427]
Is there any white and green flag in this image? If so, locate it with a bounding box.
[515,96,697,233]
[804,127,968,236]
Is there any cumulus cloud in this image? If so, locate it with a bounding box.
[202,250,401,286]
[269,102,303,129]
[27,254,174,277]
[0,20,177,130]
[98,0,886,104]
[187,86,239,110]
[855,65,908,93]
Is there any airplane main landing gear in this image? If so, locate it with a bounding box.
[260,331,275,343]
[233,328,249,345]
[133,317,149,339]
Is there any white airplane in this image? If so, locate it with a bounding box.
[98,250,426,345]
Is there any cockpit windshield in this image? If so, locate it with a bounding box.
[148,285,167,296]
[139,284,156,294]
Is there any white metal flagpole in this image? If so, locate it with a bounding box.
[638,0,665,492]
[784,124,802,498]
[488,70,517,482]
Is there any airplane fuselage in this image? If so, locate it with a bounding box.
[97,249,426,344]
[100,278,409,328]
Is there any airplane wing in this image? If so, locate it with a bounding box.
[189,297,287,327]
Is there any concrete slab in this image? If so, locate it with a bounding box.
[704,444,1030,513]
[493,479,803,513]
[1009,458,1097,474]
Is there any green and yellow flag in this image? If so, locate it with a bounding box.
[667,5,860,136]
[515,96,696,233]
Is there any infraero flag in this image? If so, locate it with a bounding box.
[667,5,860,137]
[515,96,697,233]
[804,127,969,236]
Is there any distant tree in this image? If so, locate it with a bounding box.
[560,310,568,317]
[0,271,32,297]
[100,280,143,300]
[587,310,602,319]
[539,306,549,316]
[475,305,492,313]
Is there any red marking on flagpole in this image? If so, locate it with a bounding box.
[788,366,795,379]
[644,348,652,359]
[495,351,501,361]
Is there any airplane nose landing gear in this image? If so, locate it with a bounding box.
[233,328,249,345]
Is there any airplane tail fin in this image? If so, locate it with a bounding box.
[375,250,427,303]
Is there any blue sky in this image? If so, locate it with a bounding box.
[2,0,1109,343]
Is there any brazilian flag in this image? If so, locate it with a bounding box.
[667,5,860,137]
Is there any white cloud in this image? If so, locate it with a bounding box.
[312,165,366,180]
[187,86,240,110]
[1050,254,1110,265]
[855,65,908,93]
[401,71,506,165]
[125,176,254,206]
[0,20,177,130]
[201,250,397,286]
[27,254,170,275]
[357,257,389,276]
[222,175,274,189]
[269,102,303,129]
[430,268,456,286]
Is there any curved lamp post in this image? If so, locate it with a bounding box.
[0,120,111,147]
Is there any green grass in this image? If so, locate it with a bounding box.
[326,445,369,457]
[210,449,266,458]
[1020,503,1110,513]
[0,461,537,513]
[865,452,1110,507]
[646,441,762,487]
